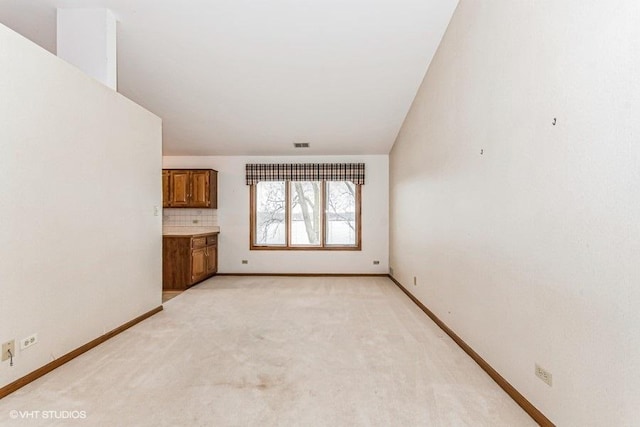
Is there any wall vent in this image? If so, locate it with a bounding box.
[293,142,310,148]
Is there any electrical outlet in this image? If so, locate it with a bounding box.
[413,276,417,286]
[20,333,38,350]
[241,260,248,264]
[535,364,552,386]
[373,260,380,265]
[2,340,15,362]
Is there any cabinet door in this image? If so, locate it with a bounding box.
[190,170,210,207]
[205,246,217,274]
[191,248,207,282]
[170,170,190,207]
[162,170,170,208]
[209,170,218,209]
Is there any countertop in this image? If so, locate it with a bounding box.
[162,226,220,237]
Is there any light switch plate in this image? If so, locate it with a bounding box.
[2,340,15,362]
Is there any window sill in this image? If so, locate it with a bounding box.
[250,245,361,251]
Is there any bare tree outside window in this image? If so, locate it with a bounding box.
[255,181,285,245]
[326,181,356,245]
[291,181,321,245]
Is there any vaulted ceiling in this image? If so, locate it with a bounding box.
[0,0,458,156]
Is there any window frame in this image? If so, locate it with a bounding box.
[250,180,361,251]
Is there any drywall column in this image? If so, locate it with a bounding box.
[57,9,117,89]
[0,21,161,391]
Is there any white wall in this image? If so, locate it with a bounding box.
[0,24,162,388]
[57,8,117,89]
[390,1,640,425]
[163,155,388,274]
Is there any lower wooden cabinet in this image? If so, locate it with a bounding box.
[204,234,217,277]
[163,233,218,290]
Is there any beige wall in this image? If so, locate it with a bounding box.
[163,155,389,274]
[0,24,162,387]
[389,1,640,425]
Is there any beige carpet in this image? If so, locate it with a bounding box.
[0,276,536,426]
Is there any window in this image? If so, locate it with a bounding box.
[251,180,361,250]
[254,181,286,245]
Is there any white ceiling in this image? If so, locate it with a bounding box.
[0,0,458,156]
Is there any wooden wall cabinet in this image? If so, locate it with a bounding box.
[163,233,218,290]
[162,170,170,208]
[163,169,217,208]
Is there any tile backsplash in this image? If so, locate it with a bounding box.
[163,208,218,226]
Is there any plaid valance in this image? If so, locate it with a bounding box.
[246,163,365,185]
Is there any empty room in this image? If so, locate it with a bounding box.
[1,0,639,425]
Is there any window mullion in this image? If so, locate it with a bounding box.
[356,184,361,248]
[250,185,255,247]
[321,181,327,247]
[286,180,291,247]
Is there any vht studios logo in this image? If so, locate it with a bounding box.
[9,410,87,420]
